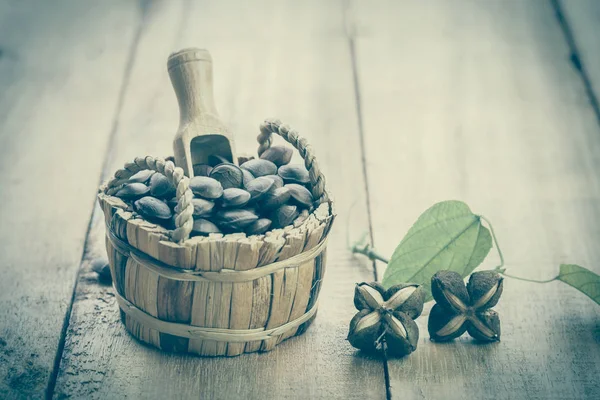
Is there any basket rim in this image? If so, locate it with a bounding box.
[98,189,335,271]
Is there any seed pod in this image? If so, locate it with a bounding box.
[285,183,313,208]
[220,188,251,208]
[191,198,215,217]
[354,282,385,311]
[384,311,420,357]
[260,187,291,211]
[149,173,176,199]
[347,309,381,353]
[242,169,254,186]
[427,303,467,342]
[91,257,111,283]
[431,270,470,313]
[244,176,274,201]
[128,169,155,184]
[260,145,293,167]
[134,196,172,222]
[466,309,501,342]
[264,174,284,189]
[189,176,223,200]
[215,209,259,232]
[193,163,213,177]
[241,159,277,177]
[209,164,244,189]
[115,182,150,200]
[467,271,503,310]
[191,218,221,236]
[245,218,272,235]
[384,284,424,320]
[270,204,299,229]
[278,164,310,185]
[208,154,230,167]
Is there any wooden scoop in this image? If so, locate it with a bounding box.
[168,48,237,177]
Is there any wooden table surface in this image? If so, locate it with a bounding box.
[1,1,599,399]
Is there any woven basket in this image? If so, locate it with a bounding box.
[98,119,335,356]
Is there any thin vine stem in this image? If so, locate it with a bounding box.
[499,272,557,284]
[478,215,504,271]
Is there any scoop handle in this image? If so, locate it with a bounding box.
[168,48,219,124]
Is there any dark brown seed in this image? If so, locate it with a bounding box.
[221,188,251,208]
[134,196,172,221]
[241,159,277,177]
[192,218,221,236]
[115,182,150,200]
[278,164,310,185]
[193,163,213,177]
[264,174,284,189]
[242,169,254,186]
[91,257,111,283]
[128,169,155,184]
[209,164,243,189]
[149,173,176,198]
[208,154,230,167]
[244,176,274,201]
[245,218,272,235]
[215,209,259,232]
[285,183,313,208]
[191,198,215,217]
[260,187,291,211]
[260,145,293,167]
[270,204,299,228]
[189,176,223,199]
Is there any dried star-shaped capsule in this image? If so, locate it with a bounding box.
[347,282,424,357]
[428,270,503,342]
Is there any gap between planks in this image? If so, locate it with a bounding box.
[343,0,390,398]
[44,10,149,400]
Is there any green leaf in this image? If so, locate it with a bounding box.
[381,200,492,299]
[557,264,600,306]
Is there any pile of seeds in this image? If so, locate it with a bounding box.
[114,145,315,237]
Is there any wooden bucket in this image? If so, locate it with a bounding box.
[98,120,335,356]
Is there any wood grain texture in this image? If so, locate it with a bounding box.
[0,1,138,398]
[53,0,384,398]
[349,0,600,399]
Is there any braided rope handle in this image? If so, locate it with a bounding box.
[258,119,329,204]
[104,156,194,243]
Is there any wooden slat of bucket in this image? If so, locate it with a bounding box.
[227,236,262,356]
[279,217,326,342]
[153,228,196,352]
[201,235,232,356]
[133,259,161,348]
[261,229,306,351]
[188,237,211,355]
[244,232,285,353]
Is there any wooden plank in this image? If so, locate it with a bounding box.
[349,1,600,398]
[53,0,385,398]
[0,1,138,398]
[560,0,600,114]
